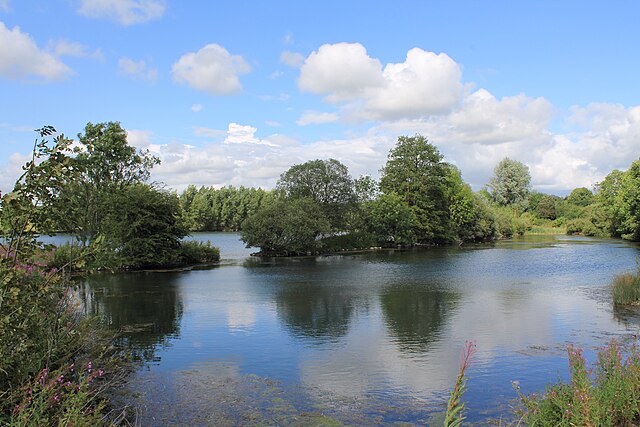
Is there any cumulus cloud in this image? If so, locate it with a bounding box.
[77,0,165,25]
[118,57,158,82]
[298,43,463,120]
[191,103,203,113]
[296,110,339,126]
[280,50,304,68]
[0,21,72,81]
[172,44,251,95]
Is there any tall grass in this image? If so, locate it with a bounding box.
[444,341,476,427]
[515,340,640,426]
[612,271,640,305]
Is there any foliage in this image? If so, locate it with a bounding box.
[535,194,560,220]
[363,193,417,246]
[0,127,75,262]
[487,157,531,208]
[612,271,640,305]
[178,240,221,265]
[447,167,497,242]
[55,121,159,244]
[567,187,594,207]
[94,184,188,270]
[354,175,379,203]
[277,158,356,229]
[379,135,452,243]
[180,185,272,232]
[515,340,640,426]
[241,197,331,255]
[0,127,120,425]
[595,160,640,241]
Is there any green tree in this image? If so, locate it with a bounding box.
[364,193,417,246]
[535,194,560,220]
[241,198,331,255]
[96,184,188,269]
[567,187,594,207]
[277,159,356,229]
[56,121,159,243]
[446,166,497,242]
[354,175,379,203]
[379,135,452,243]
[487,157,531,208]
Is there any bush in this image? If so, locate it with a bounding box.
[178,240,220,265]
[612,272,640,305]
[45,242,86,272]
[516,340,640,426]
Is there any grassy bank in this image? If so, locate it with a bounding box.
[613,270,640,305]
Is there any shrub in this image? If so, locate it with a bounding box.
[515,340,640,426]
[612,272,640,305]
[178,240,220,265]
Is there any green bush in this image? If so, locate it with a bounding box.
[612,272,640,305]
[516,340,640,426]
[178,240,220,265]
[44,242,86,272]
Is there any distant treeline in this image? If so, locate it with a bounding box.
[176,136,640,256]
[179,185,272,232]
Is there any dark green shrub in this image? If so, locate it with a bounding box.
[178,240,220,265]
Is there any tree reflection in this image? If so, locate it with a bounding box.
[75,272,183,362]
[381,285,460,353]
[276,283,355,342]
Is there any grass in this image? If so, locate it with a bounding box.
[514,340,640,426]
[613,271,640,305]
[526,225,567,235]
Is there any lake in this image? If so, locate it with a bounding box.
[76,233,640,426]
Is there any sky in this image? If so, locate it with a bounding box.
[1,1,639,195]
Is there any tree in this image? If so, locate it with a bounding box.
[241,198,331,255]
[354,175,379,203]
[364,193,417,246]
[379,135,452,243]
[96,184,188,269]
[488,158,531,208]
[56,121,159,243]
[535,194,559,220]
[277,158,356,229]
[567,187,594,207]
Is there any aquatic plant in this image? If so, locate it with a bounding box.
[612,271,640,305]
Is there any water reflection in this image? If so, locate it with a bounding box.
[76,272,183,362]
[381,285,460,353]
[276,281,355,342]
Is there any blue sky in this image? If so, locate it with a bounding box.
[1,1,639,194]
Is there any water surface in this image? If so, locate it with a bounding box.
[78,233,640,425]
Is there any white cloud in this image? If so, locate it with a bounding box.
[280,50,304,68]
[77,0,165,25]
[0,21,72,81]
[265,120,281,127]
[0,152,29,193]
[299,42,384,102]
[296,110,339,126]
[118,57,158,82]
[298,43,463,120]
[0,0,10,12]
[125,129,153,150]
[172,44,251,95]
[224,123,278,147]
[191,103,203,113]
[48,39,104,61]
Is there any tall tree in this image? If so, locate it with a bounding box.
[379,135,452,243]
[487,157,531,208]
